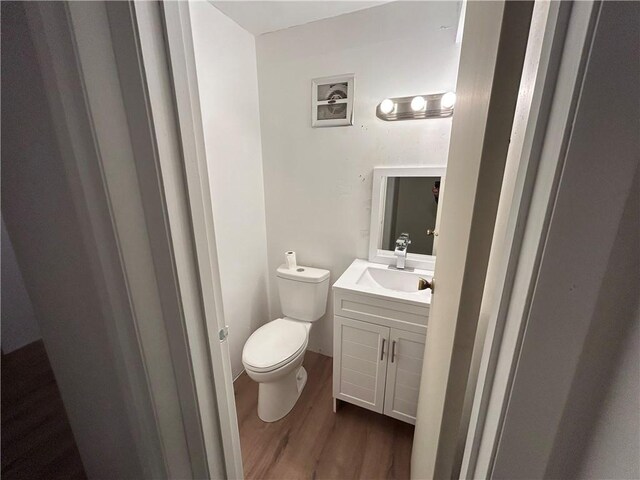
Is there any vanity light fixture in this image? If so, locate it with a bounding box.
[376,91,455,121]
[441,91,456,109]
[410,96,426,112]
[379,98,395,114]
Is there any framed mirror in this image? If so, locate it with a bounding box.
[368,166,446,271]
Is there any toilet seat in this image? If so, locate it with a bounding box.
[242,318,308,373]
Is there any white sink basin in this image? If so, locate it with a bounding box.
[356,266,427,293]
[333,259,433,306]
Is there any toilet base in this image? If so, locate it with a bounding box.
[257,366,307,422]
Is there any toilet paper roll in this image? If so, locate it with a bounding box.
[285,251,297,270]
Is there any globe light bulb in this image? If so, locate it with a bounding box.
[441,92,456,109]
[410,96,426,112]
[379,98,395,114]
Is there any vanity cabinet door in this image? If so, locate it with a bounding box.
[333,316,390,414]
[383,328,426,424]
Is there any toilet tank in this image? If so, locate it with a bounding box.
[276,265,330,321]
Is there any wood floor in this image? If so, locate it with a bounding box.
[234,350,414,480]
[1,341,86,480]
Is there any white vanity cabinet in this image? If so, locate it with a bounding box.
[333,316,390,413]
[383,328,426,423]
[332,287,429,425]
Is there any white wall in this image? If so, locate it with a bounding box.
[190,2,270,378]
[577,308,640,480]
[256,1,461,355]
[1,215,41,353]
[544,164,640,479]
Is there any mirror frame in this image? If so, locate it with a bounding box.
[368,166,446,271]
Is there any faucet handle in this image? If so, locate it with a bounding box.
[395,234,410,248]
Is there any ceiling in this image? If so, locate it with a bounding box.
[211,1,392,36]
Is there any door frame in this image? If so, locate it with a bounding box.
[462,1,639,477]
[458,1,582,476]
[410,1,535,478]
[23,1,243,477]
[142,1,245,477]
[428,0,605,477]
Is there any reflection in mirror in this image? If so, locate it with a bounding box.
[381,176,441,255]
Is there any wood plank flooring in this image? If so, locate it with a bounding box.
[234,350,414,480]
[1,341,86,480]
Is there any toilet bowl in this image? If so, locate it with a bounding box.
[242,264,329,422]
[243,318,310,421]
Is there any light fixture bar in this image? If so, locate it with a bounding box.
[376,92,455,121]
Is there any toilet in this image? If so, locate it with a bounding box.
[242,264,330,422]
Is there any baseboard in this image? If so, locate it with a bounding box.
[306,346,333,358]
[233,368,245,383]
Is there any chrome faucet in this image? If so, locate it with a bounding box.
[394,233,411,269]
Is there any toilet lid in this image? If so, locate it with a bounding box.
[242,318,308,372]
